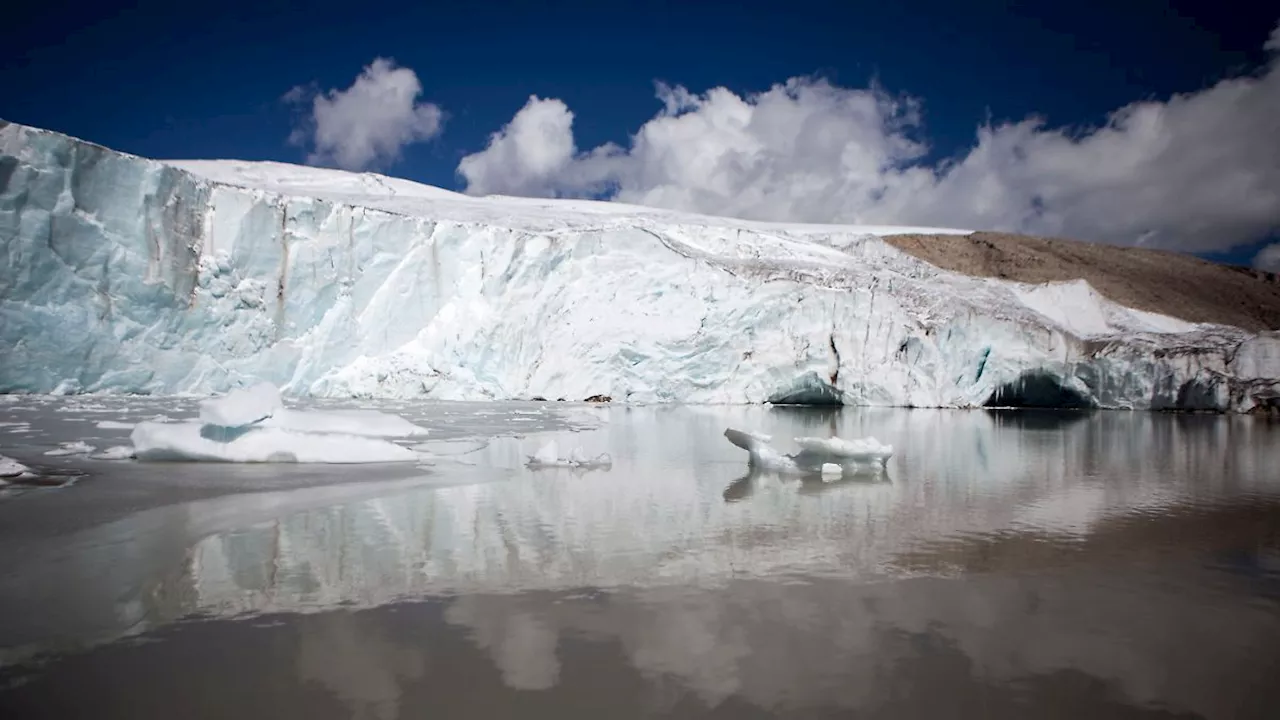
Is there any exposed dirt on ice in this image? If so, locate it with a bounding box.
[884,231,1280,331]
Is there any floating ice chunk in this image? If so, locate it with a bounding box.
[724,428,892,474]
[408,439,489,456]
[577,452,613,469]
[55,402,112,413]
[821,463,843,477]
[723,429,774,450]
[131,385,428,464]
[530,441,562,466]
[130,422,418,464]
[1,454,30,478]
[793,436,894,465]
[95,420,135,430]
[197,382,426,437]
[198,381,282,428]
[90,445,135,460]
[44,441,95,456]
[723,428,800,472]
[526,441,613,469]
[260,408,428,438]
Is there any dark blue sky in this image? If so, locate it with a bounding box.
[4,0,1277,262]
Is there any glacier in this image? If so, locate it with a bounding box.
[1,119,1278,411]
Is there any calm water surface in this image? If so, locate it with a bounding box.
[1,397,1279,719]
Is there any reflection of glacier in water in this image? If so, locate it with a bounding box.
[3,403,1280,719]
[184,407,1280,616]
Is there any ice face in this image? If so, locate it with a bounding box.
[2,121,1278,411]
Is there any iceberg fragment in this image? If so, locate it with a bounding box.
[130,422,417,464]
[89,445,135,460]
[723,428,802,473]
[44,441,95,457]
[199,382,282,428]
[529,441,561,467]
[792,435,894,465]
[0,454,30,479]
[130,383,425,464]
[724,427,893,475]
[526,441,613,469]
[260,408,428,438]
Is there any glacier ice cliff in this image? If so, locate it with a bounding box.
[1,120,1278,411]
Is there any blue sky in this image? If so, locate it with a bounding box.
[5,1,1279,266]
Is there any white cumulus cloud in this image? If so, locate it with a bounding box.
[457,96,577,196]
[457,24,1280,253]
[287,58,443,171]
[457,95,620,197]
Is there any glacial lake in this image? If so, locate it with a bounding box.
[1,396,1279,719]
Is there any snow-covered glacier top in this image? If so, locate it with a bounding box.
[167,159,975,238]
[2,120,1278,410]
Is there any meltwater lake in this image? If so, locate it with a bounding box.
[1,396,1278,719]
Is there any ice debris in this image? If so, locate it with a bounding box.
[792,435,896,463]
[131,383,426,464]
[724,427,892,475]
[131,423,418,464]
[44,441,94,457]
[526,440,613,469]
[199,381,282,427]
[89,445,135,460]
[0,454,30,479]
[261,408,429,438]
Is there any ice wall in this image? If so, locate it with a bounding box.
[2,120,1278,410]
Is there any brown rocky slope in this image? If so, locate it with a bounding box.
[883,231,1280,332]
